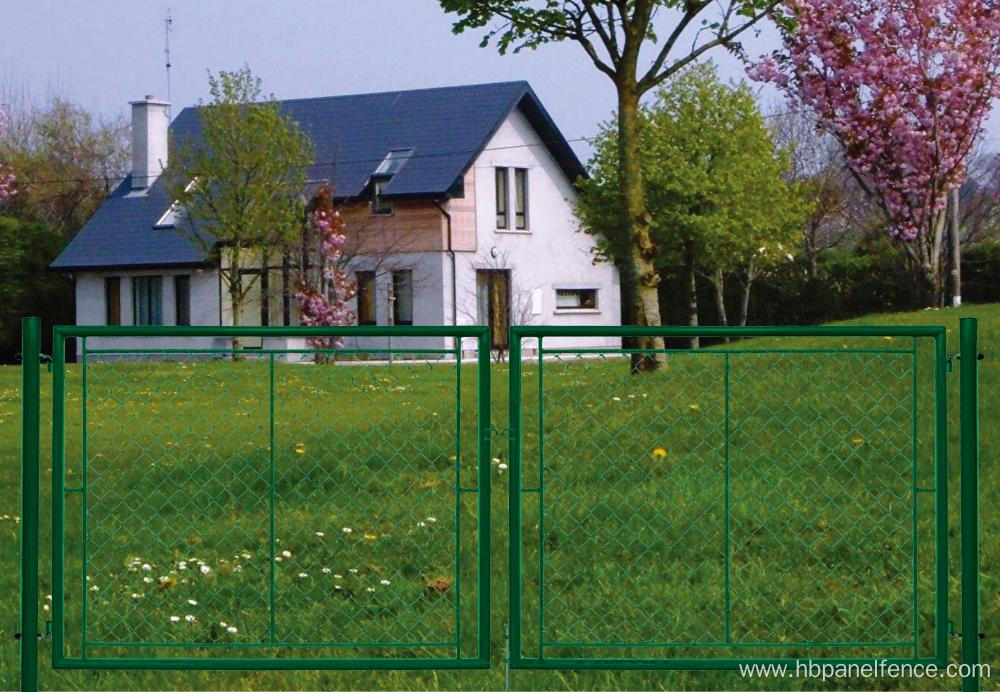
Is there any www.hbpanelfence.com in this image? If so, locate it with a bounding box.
[739,660,991,682]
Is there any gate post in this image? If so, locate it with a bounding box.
[20,317,41,692]
[959,317,980,692]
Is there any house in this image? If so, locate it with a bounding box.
[50,82,621,356]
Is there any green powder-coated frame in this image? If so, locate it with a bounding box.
[18,319,982,683]
[46,324,491,673]
[507,324,962,671]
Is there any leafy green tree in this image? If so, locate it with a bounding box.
[168,66,313,346]
[0,215,73,361]
[441,0,778,366]
[578,63,806,344]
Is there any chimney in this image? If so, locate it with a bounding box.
[130,95,170,189]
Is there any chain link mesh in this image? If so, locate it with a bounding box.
[514,338,941,665]
[56,336,486,664]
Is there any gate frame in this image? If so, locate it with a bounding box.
[32,323,492,677]
[507,323,979,677]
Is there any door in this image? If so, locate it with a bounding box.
[476,269,510,350]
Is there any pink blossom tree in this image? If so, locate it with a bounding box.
[295,185,356,352]
[751,0,1000,305]
[0,107,16,204]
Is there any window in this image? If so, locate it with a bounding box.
[392,270,413,325]
[132,276,163,325]
[104,277,121,325]
[356,271,376,325]
[495,167,509,229]
[374,148,414,176]
[372,178,393,215]
[555,288,598,311]
[514,168,528,229]
[174,275,191,326]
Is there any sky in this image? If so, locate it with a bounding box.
[2,0,999,163]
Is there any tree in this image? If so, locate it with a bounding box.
[0,215,72,362]
[769,107,856,276]
[577,64,805,344]
[751,0,1000,306]
[168,66,314,348]
[0,97,128,234]
[441,0,778,368]
[294,185,356,354]
[0,107,14,205]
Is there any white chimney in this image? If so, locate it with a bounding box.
[130,95,170,189]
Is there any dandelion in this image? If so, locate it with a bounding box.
[364,533,378,540]
[227,626,238,634]
[169,615,180,623]
[380,579,391,586]
[342,527,352,534]
[185,614,196,623]
[294,442,306,455]
[315,531,325,538]
[200,565,211,575]
[282,549,292,558]
[651,447,668,460]
[852,436,865,447]
[688,403,701,413]
[187,599,198,606]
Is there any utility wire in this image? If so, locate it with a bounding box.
[11,136,596,188]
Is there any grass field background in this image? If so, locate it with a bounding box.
[1,305,995,690]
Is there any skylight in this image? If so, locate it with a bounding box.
[373,148,414,177]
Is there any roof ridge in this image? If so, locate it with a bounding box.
[173,81,531,115]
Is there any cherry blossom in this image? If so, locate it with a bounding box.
[752,0,1000,302]
[0,107,15,204]
[295,185,357,349]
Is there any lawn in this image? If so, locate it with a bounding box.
[1,304,995,691]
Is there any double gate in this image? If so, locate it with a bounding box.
[19,320,982,687]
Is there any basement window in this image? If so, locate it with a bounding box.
[555,288,598,311]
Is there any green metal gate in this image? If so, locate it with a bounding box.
[42,324,492,671]
[507,324,979,672]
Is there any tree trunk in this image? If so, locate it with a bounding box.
[684,241,698,349]
[711,268,729,342]
[617,78,664,372]
[737,257,756,328]
[950,187,962,307]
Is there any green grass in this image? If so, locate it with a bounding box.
[1,304,996,690]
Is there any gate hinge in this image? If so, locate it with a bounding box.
[487,427,517,440]
[946,352,985,372]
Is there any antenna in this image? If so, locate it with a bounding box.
[164,8,173,117]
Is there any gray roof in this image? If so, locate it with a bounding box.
[51,81,585,271]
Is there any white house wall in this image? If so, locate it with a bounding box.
[73,268,220,355]
[453,107,621,351]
